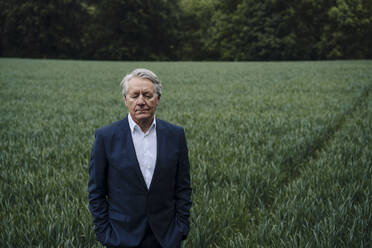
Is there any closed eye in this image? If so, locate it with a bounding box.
[143,93,153,99]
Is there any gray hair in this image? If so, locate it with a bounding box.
[120,68,162,98]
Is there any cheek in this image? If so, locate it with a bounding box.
[124,99,130,107]
[126,102,135,110]
[152,100,159,108]
[151,104,157,110]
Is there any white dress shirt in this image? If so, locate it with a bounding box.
[128,114,157,189]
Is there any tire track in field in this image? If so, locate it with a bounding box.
[279,84,371,187]
[251,85,371,211]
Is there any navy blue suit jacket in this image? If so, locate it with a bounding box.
[88,116,192,248]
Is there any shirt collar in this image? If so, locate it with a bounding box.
[127,114,156,134]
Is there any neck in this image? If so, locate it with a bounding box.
[133,116,154,133]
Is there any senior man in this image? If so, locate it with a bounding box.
[88,68,192,248]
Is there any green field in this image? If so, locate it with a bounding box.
[0,59,371,247]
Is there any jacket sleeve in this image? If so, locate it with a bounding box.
[175,127,192,240]
[88,129,110,244]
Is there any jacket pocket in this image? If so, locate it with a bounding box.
[108,210,130,222]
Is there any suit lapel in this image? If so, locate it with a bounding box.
[118,116,148,191]
[149,118,166,190]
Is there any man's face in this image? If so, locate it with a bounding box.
[124,77,159,124]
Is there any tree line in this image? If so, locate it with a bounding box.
[1,0,371,61]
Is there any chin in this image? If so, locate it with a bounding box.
[135,114,152,121]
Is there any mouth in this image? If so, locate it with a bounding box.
[136,109,150,113]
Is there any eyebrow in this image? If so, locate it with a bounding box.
[129,91,153,96]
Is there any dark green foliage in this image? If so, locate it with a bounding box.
[0,0,90,59]
[204,0,372,60]
[177,0,218,60]
[1,0,372,60]
[89,0,181,60]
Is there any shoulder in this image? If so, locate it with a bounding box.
[156,118,187,146]
[157,118,184,133]
[95,118,128,137]
[157,119,188,149]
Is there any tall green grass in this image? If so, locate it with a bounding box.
[1,59,371,247]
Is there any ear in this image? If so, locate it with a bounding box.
[124,96,128,107]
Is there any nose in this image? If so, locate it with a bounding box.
[136,95,146,105]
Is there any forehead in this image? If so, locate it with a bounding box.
[127,77,155,92]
